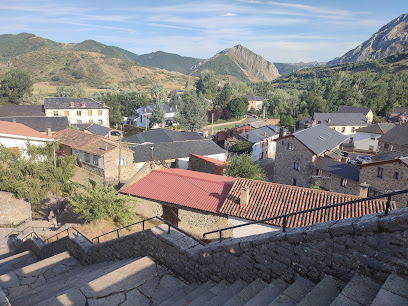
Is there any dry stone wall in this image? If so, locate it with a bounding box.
[16,208,408,286]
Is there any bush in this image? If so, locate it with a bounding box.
[221,109,232,120]
[51,76,59,82]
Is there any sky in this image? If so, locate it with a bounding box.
[0,0,407,63]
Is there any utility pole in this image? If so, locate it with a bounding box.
[118,124,122,186]
[211,112,214,135]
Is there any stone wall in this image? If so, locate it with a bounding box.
[0,191,32,225]
[378,140,408,155]
[188,155,217,174]
[313,171,360,196]
[17,208,408,286]
[103,147,138,184]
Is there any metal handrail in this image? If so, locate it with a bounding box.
[92,216,206,246]
[21,231,46,245]
[203,189,408,242]
[44,226,93,244]
[3,218,31,238]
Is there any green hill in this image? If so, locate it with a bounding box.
[111,46,139,61]
[72,40,132,61]
[273,63,302,75]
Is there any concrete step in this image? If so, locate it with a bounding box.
[205,279,248,306]
[159,282,202,306]
[172,280,217,306]
[269,277,315,305]
[0,251,15,261]
[330,274,381,306]
[244,278,289,306]
[298,275,343,306]
[224,278,268,306]
[0,251,80,301]
[15,259,135,306]
[0,251,36,275]
[152,274,189,305]
[0,288,10,306]
[371,273,408,306]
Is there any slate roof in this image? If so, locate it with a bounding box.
[337,105,372,115]
[136,104,177,114]
[0,121,51,139]
[220,178,395,228]
[313,157,360,181]
[239,125,280,144]
[0,117,69,133]
[120,169,236,213]
[359,156,408,168]
[124,129,203,144]
[71,123,91,131]
[378,122,408,145]
[249,120,269,129]
[392,107,408,114]
[0,105,45,117]
[356,123,396,135]
[44,97,108,109]
[314,113,369,126]
[86,124,111,136]
[372,151,408,162]
[243,95,263,101]
[279,124,347,156]
[130,139,225,163]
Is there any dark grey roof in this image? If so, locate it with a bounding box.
[392,107,408,114]
[313,157,360,181]
[378,122,408,145]
[86,124,111,136]
[372,151,408,162]
[0,116,69,132]
[0,105,45,117]
[336,105,372,115]
[356,123,396,134]
[290,124,347,155]
[124,129,203,144]
[137,104,177,114]
[243,95,263,101]
[71,123,92,131]
[314,113,369,126]
[239,125,280,144]
[131,139,225,163]
[249,120,269,129]
[44,97,108,109]
[299,117,313,125]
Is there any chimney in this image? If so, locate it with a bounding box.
[175,104,178,110]
[240,186,250,207]
[103,102,106,107]
[70,102,74,108]
[82,103,86,108]
[47,128,52,137]
[263,131,267,138]
[203,128,209,139]
[279,127,284,138]
[12,118,16,123]
[359,182,369,198]
[328,118,331,124]
[105,144,108,151]
[246,134,249,139]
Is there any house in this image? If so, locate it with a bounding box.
[71,123,111,137]
[0,105,45,117]
[377,122,408,154]
[353,123,396,153]
[243,95,264,111]
[53,129,137,184]
[120,168,236,237]
[219,177,393,238]
[313,112,370,146]
[0,121,51,154]
[336,105,374,123]
[44,97,110,127]
[273,124,347,187]
[188,153,225,175]
[386,107,408,123]
[359,156,408,208]
[0,117,69,136]
[124,104,178,129]
[238,125,284,161]
[123,129,202,144]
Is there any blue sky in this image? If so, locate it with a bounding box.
[0,0,407,62]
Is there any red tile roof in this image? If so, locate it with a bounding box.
[190,154,225,166]
[120,169,236,213]
[0,120,50,139]
[220,178,395,228]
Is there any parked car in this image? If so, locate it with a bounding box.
[110,131,120,136]
[356,155,372,163]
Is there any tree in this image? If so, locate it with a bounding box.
[151,102,165,126]
[169,92,183,108]
[279,114,295,130]
[68,182,137,226]
[55,83,88,98]
[0,70,33,104]
[227,97,249,118]
[224,154,266,180]
[196,70,218,100]
[215,82,232,109]
[150,82,166,104]
[176,92,207,131]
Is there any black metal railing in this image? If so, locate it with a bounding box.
[21,231,46,245]
[44,226,93,244]
[91,216,206,246]
[203,189,408,242]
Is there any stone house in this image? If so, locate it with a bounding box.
[53,129,137,184]
[188,154,225,175]
[44,97,110,127]
[238,125,285,161]
[243,95,264,111]
[377,122,408,154]
[386,106,408,123]
[336,105,374,123]
[124,104,178,129]
[359,156,408,208]
[273,124,347,187]
[354,123,396,153]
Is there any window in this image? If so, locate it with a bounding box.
[77,120,82,124]
[377,167,383,178]
[349,137,354,143]
[93,156,99,166]
[98,110,102,116]
[281,140,284,146]
[287,142,294,151]
[64,111,69,116]
[292,178,297,186]
[351,127,356,133]
[369,145,374,151]
[88,110,93,116]
[317,121,321,124]
[84,153,90,163]
[341,127,345,133]
[98,119,103,125]
[117,158,124,166]
[394,171,401,180]
[53,111,58,116]
[340,178,347,187]
[77,111,82,116]
[293,161,300,171]
[315,169,321,176]
[384,143,389,149]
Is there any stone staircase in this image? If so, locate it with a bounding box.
[0,246,407,305]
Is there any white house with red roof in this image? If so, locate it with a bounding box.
[0,121,51,154]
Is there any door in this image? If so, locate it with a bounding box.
[162,205,179,227]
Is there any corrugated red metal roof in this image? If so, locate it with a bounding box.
[120,169,236,213]
[220,178,395,228]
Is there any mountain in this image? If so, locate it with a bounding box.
[134,51,202,74]
[273,62,326,75]
[328,13,408,65]
[110,46,139,61]
[191,45,280,82]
